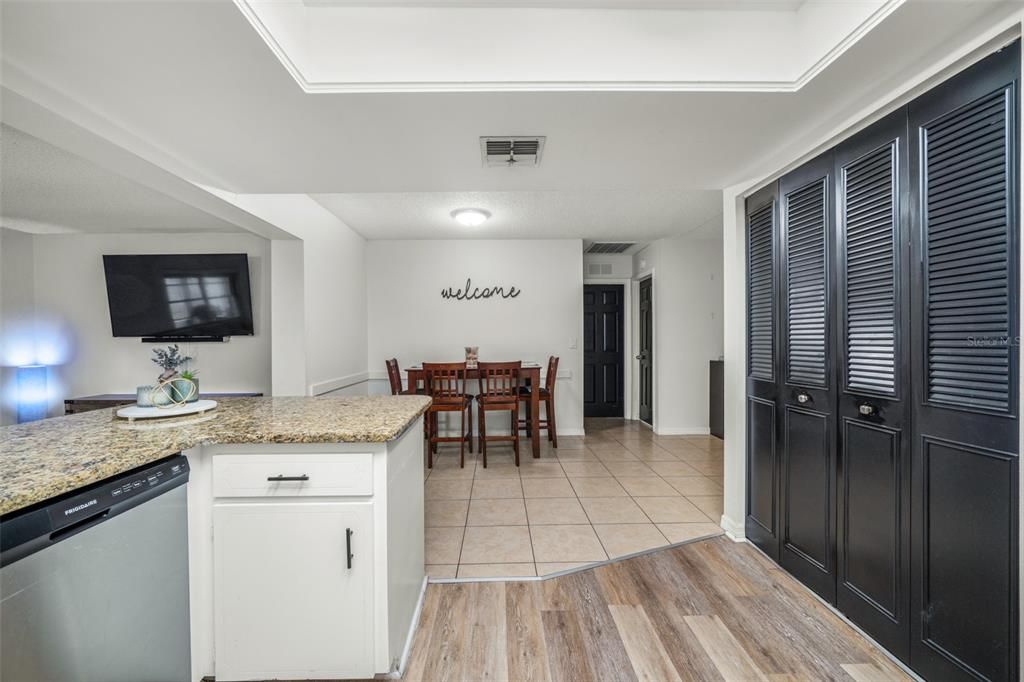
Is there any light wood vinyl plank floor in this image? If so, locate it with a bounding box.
[403,536,911,682]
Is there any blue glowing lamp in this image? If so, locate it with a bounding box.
[16,365,48,423]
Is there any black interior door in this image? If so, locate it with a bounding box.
[779,150,838,604]
[908,43,1019,682]
[584,284,625,418]
[745,182,781,560]
[638,278,654,424]
[834,109,912,661]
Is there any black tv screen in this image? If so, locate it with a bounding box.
[103,254,255,338]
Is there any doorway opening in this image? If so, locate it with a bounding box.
[583,284,625,418]
[637,276,653,425]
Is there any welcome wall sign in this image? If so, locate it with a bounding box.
[441,278,521,301]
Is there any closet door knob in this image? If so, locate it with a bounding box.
[796,393,811,404]
[858,403,876,416]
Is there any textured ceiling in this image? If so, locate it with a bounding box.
[0,125,244,234]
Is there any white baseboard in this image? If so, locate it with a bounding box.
[309,371,369,396]
[654,426,711,436]
[720,514,746,541]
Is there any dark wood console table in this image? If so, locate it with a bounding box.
[65,392,263,415]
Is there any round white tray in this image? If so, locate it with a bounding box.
[116,399,218,422]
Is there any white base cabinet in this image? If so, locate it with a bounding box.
[185,417,426,682]
[213,500,374,681]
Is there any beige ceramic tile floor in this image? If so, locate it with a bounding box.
[424,418,724,580]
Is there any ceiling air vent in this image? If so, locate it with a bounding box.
[586,242,635,254]
[480,136,545,167]
[587,263,614,276]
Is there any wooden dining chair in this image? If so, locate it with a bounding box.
[476,361,522,467]
[519,356,559,448]
[423,362,473,468]
[385,358,422,395]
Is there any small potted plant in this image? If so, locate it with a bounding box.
[178,368,200,403]
[151,345,195,403]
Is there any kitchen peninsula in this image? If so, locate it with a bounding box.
[0,396,431,681]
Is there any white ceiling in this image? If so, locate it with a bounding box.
[244,0,888,92]
[312,189,722,241]
[0,0,1016,242]
[0,125,245,234]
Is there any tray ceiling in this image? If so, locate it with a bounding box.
[238,0,901,93]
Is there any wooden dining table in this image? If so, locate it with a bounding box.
[405,362,544,459]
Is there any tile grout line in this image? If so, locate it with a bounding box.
[429,432,721,578]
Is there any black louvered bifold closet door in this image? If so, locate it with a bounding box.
[748,205,775,382]
[778,151,837,603]
[834,110,912,662]
[745,40,1019,682]
[908,43,1019,682]
[745,184,781,559]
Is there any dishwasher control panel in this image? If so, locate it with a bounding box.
[49,457,190,532]
[1,455,190,567]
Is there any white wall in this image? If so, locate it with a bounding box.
[722,186,749,537]
[209,194,368,397]
[366,239,585,434]
[1,228,37,424]
[269,239,307,396]
[633,233,724,435]
[22,231,272,414]
[583,252,633,280]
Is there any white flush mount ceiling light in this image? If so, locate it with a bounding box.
[451,208,491,227]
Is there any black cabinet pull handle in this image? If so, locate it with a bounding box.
[266,474,309,482]
[346,528,354,569]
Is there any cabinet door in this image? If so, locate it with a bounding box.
[834,109,912,662]
[214,501,374,681]
[908,42,1019,682]
[745,182,782,560]
[779,150,838,604]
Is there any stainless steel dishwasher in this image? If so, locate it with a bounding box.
[1,455,191,682]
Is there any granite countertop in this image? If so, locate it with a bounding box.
[0,395,431,516]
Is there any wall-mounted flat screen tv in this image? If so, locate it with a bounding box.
[103,253,255,339]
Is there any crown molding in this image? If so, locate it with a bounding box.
[232,0,312,92]
[303,0,804,9]
[302,79,798,93]
[235,0,904,94]
[791,0,904,90]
